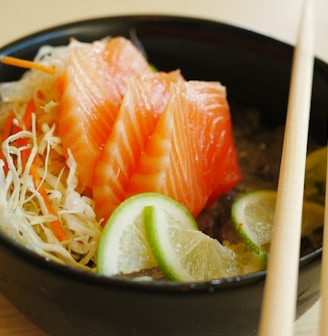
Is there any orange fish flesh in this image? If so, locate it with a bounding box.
[59,37,151,188]
[92,70,184,221]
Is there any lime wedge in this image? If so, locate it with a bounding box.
[231,189,325,255]
[97,192,197,277]
[97,192,265,281]
[144,205,265,281]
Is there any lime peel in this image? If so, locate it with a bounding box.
[144,204,265,281]
[231,189,325,256]
[97,192,198,277]
[97,192,265,282]
[144,205,200,281]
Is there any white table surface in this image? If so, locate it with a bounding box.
[0,1,326,335]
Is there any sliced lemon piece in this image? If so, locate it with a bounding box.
[144,205,265,281]
[231,189,325,255]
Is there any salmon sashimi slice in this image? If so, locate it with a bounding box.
[59,37,152,188]
[93,70,184,221]
[125,80,242,218]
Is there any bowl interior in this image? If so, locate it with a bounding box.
[0,15,326,291]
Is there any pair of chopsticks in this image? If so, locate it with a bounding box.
[257,0,328,335]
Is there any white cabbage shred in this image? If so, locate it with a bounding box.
[0,43,102,271]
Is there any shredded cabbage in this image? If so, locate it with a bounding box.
[0,43,102,271]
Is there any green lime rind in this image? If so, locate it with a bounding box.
[231,189,276,255]
[143,205,200,281]
[145,205,265,282]
[227,241,268,273]
[98,191,270,281]
[231,147,327,256]
[97,192,198,277]
[243,251,267,273]
[231,189,325,256]
[255,252,267,271]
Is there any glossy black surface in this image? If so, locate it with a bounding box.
[0,15,327,336]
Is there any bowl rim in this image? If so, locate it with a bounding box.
[0,14,323,293]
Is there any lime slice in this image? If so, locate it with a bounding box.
[304,146,327,205]
[231,190,276,255]
[97,192,265,281]
[144,205,265,281]
[231,189,325,255]
[97,192,198,277]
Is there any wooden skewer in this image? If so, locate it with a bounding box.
[257,1,314,335]
[320,153,328,336]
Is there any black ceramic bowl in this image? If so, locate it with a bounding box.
[0,15,327,336]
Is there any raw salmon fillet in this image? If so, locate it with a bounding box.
[59,37,151,187]
[125,80,242,217]
[93,70,183,221]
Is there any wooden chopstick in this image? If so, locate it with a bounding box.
[257,1,315,335]
[320,154,328,336]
